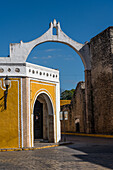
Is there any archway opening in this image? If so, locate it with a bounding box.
[33,93,54,143]
[75,118,80,132]
[28,41,86,137]
[27,42,84,91]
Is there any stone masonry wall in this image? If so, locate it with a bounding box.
[61,104,72,132]
[61,82,86,133]
[90,27,113,134]
[61,27,113,135]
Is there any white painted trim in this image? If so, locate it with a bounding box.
[31,89,55,144]
[0,62,59,83]
[31,113,34,147]
[30,80,55,113]
[21,78,23,148]
[55,83,61,143]
[31,81,56,87]
[32,88,54,115]
[28,78,31,147]
[29,78,33,147]
[17,80,20,148]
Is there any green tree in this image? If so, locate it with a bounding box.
[60,89,75,100]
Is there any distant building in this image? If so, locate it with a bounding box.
[60,100,71,106]
[60,82,86,133]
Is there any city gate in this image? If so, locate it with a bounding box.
[0,19,92,149]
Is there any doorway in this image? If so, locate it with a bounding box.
[34,100,43,139]
[33,93,54,143]
[75,118,80,132]
[76,122,80,132]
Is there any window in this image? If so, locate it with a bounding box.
[53,27,57,35]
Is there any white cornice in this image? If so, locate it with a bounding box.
[0,62,59,83]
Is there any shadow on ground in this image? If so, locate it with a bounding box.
[62,134,113,169]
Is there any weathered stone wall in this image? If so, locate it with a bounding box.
[71,82,86,132]
[60,104,72,132]
[61,82,86,133]
[90,27,113,134]
[61,27,113,135]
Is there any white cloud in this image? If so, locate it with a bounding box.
[45,48,61,52]
[32,55,52,60]
[45,49,56,52]
[48,55,52,58]
[33,56,38,59]
[41,55,53,60]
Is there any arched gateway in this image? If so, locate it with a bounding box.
[33,93,54,142]
[0,19,91,149]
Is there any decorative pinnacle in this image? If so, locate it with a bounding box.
[49,19,60,29]
[53,19,57,27]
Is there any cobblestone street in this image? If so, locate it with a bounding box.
[0,135,113,169]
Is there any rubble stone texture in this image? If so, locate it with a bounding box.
[90,27,113,134]
[61,27,113,134]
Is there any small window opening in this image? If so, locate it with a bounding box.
[53,27,57,35]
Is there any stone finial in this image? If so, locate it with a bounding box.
[53,19,57,27]
[49,22,53,28]
[57,22,60,28]
[20,40,23,44]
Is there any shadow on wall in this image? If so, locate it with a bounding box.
[0,95,5,112]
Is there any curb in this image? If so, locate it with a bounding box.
[0,142,73,152]
[61,132,113,138]
[0,144,59,152]
[0,148,22,152]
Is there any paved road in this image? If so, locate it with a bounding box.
[0,135,113,169]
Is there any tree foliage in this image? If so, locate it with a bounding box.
[60,89,75,100]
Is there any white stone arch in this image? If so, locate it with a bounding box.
[1,19,90,70]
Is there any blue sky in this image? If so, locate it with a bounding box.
[0,0,113,91]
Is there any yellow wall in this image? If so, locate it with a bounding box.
[0,78,57,149]
[60,100,71,106]
[0,78,21,149]
[30,80,56,113]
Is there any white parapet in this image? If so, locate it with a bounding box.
[0,62,59,83]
